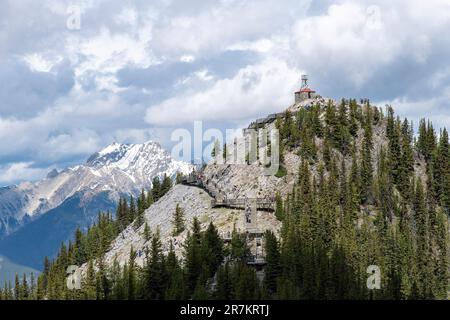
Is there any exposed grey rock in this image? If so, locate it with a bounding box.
[86,184,281,271]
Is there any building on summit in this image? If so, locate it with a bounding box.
[295,74,317,103]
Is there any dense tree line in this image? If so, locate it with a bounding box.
[0,175,173,300]
[2,101,449,300]
[273,101,449,299]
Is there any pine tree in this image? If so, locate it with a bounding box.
[142,230,166,299]
[336,99,351,154]
[201,222,224,278]
[321,130,331,168]
[127,248,137,300]
[161,174,173,196]
[14,274,20,300]
[111,257,125,300]
[116,198,129,232]
[413,178,433,298]
[29,273,36,300]
[184,218,203,295]
[434,128,450,214]
[325,100,338,147]
[434,208,449,299]
[172,204,186,236]
[176,172,184,184]
[230,226,249,262]
[165,242,184,300]
[360,105,373,204]
[127,195,136,223]
[215,263,232,299]
[152,177,162,201]
[83,260,97,300]
[417,119,437,161]
[20,274,29,300]
[387,111,402,184]
[349,99,359,136]
[143,222,152,242]
[97,254,110,300]
[232,263,259,299]
[74,228,87,265]
[264,231,281,295]
[397,119,414,199]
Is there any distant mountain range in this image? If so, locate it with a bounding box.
[0,141,192,278]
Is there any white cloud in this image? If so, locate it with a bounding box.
[68,26,156,92]
[180,55,195,63]
[150,0,310,55]
[0,162,50,184]
[290,2,401,86]
[22,53,63,73]
[227,38,276,53]
[145,58,300,125]
[288,0,450,86]
[0,87,148,166]
[376,85,450,131]
[115,7,139,27]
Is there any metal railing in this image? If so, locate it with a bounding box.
[182,173,275,211]
[211,198,275,211]
[246,255,266,266]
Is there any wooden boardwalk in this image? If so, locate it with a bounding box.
[182,173,275,211]
[211,197,275,211]
[246,256,267,266]
[182,172,271,267]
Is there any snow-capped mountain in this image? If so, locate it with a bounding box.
[0,141,192,270]
[0,141,191,237]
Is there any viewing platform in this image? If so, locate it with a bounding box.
[182,168,272,270]
[211,197,275,211]
[182,172,275,211]
[246,255,267,266]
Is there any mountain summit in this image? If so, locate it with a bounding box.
[86,141,191,179]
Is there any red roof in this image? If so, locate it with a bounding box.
[295,87,316,94]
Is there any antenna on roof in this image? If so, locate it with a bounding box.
[301,74,308,89]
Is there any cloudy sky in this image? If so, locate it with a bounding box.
[0,0,449,184]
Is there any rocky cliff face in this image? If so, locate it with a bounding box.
[84,184,281,271]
